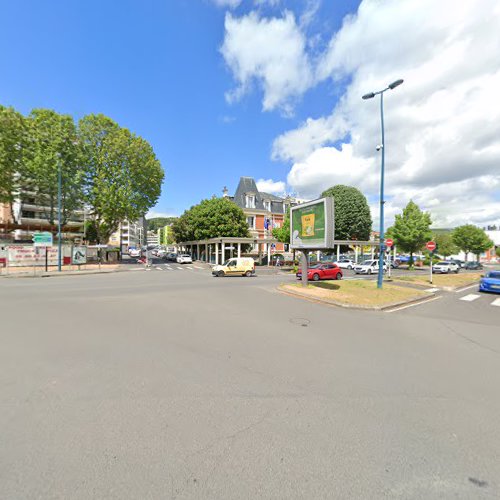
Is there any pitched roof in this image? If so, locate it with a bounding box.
[232,177,286,214]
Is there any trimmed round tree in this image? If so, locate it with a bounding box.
[321,185,372,241]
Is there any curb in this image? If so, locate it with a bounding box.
[0,267,130,279]
[277,284,436,311]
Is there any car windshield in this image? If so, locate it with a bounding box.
[362,260,374,265]
[436,261,449,265]
[309,264,322,269]
[486,271,500,279]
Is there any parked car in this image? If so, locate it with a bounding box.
[176,254,193,264]
[166,252,177,261]
[450,259,464,268]
[128,247,141,258]
[353,259,387,275]
[296,263,343,281]
[336,258,355,270]
[432,261,459,274]
[464,261,483,270]
[156,249,167,259]
[212,257,255,277]
[479,271,500,294]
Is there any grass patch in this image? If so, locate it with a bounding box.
[393,272,482,288]
[281,279,429,307]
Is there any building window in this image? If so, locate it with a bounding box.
[21,211,36,219]
[264,200,271,211]
[246,216,255,229]
[245,195,255,209]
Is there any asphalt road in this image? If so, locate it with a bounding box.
[1,268,499,499]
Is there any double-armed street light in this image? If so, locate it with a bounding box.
[362,78,404,289]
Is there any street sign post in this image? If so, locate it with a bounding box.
[33,232,53,248]
[385,239,394,278]
[426,241,436,284]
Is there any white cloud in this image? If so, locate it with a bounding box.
[256,178,286,195]
[220,11,313,113]
[211,0,242,8]
[275,0,500,227]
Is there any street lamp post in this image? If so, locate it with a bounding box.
[57,157,62,272]
[362,78,403,289]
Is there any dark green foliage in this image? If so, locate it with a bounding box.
[321,185,372,241]
[452,225,494,259]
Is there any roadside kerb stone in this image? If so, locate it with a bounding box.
[278,283,436,311]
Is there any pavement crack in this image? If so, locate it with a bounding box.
[440,320,500,356]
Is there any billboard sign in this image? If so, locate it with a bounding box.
[290,197,334,249]
[72,246,87,265]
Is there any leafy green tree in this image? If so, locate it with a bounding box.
[83,219,98,244]
[0,105,29,209]
[321,185,372,241]
[391,200,432,267]
[432,232,458,258]
[496,247,500,258]
[172,197,249,242]
[452,225,494,261]
[147,217,178,232]
[24,109,83,227]
[272,209,290,244]
[78,114,164,244]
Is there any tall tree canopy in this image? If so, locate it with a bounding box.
[25,109,83,226]
[432,232,458,258]
[321,185,372,241]
[390,200,432,265]
[452,225,493,260]
[79,114,164,243]
[172,197,249,242]
[0,105,28,207]
[272,209,290,244]
[147,217,178,232]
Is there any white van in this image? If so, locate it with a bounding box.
[212,258,255,277]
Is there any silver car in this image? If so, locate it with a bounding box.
[432,261,459,274]
[176,254,193,264]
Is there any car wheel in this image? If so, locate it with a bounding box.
[336,273,342,280]
[367,269,372,275]
[455,269,459,273]
[218,271,225,277]
[313,273,320,281]
[245,270,252,277]
[348,265,352,270]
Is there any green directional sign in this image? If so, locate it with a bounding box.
[33,232,53,247]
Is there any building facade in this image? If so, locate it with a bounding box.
[228,177,299,254]
[108,218,144,250]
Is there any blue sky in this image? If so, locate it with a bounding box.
[1,0,499,227]
[0,0,360,217]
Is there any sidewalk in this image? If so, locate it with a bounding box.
[0,263,125,278]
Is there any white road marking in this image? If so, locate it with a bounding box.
[386,295,442,313]
[176,266,184,270]
[459,294,480,302]
[186,266,193,269]
[425,288,439,292]
[155,267,163,271]
[164,266,173,271]
[491,298,500,307]
[194,265,203,269]
[454,283,479,293]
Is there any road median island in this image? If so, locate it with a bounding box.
[391,272,482,290]
[0,263,124,278]
[279,280,432,310]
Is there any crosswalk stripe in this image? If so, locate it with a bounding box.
[193,265,203,269]
[176,266,184,270]
[164,266,173,271]
[186,266,193,269]
[155,267,163,271]
[425,288,439,292]
[460,294,480,302]
[492,298,500,307]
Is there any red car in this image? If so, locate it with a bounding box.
[296,263,343,281]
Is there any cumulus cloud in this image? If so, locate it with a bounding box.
[211,0,242,8]
[276,0,500,227]
[256,178,286,195]
[220,11,313,113]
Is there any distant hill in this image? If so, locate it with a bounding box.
[146,217,178,232]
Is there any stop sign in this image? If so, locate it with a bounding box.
[385,238,394,247]
[426,241,436,251]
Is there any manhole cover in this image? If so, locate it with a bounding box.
[290,318,310,327]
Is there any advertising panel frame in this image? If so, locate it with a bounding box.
[290,197,334,249]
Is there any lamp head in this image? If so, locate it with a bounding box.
[388,79,404,89]
[362,92,375,100]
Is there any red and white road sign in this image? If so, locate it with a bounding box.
[385,238,394,247]
[426,241,436,251]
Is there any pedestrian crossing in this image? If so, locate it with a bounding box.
[134,263,210,274]
[458,293,500,307]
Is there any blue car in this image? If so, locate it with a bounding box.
[479,271,500,294]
